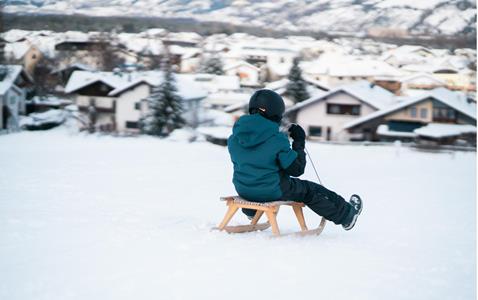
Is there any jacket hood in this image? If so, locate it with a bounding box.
[231,114,279,148]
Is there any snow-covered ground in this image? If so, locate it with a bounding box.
[0,128,475,300]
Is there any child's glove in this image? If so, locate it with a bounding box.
[288,124,306,141]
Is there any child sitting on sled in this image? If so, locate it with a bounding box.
[227,89,363,230]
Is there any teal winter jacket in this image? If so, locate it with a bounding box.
[227,114,297,201]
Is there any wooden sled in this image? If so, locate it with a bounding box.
[215,196,326,237]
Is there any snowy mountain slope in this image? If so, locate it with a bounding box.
[3,0,476,36]
[0,128,475,299]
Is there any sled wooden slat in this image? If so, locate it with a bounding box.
[216,195,326,237]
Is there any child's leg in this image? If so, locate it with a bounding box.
[281,177,351,225]
[241,208,257,219]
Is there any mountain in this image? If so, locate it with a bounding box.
[3,0,476,36]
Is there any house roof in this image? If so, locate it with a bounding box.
[344,88,477,129]
[400,73,446,85]
[224,61,260,72]
[302,54,403,78]
[414,123,476,139]
[265,76,329,93]
[286,80,395,113]
[65,70,208,101]
[51,63,95,74]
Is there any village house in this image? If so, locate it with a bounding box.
[188,73,253,110]
[285,80,396,141]
[381,45,437,67]
[64,70,207,133]
[4,40,43,76]
[0,65,34,132]
[302,54,403,88]
[224,61,261,87]
[399,73,447,94]
[344,88,476,145]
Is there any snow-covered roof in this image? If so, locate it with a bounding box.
[400,73,446,85]
[1,29,31,43]
[4,40,34,60]
[51,63,95,74]
[65,71,126,94]
[345,87,477,129]
[303,54,403,78]
[0,65,24,95]
[203,90,251,107]
[117,33,164,55]
[414,123,476,138]
[65,70,208,100]
[265,77,329,93]
[224,61,260,71]
[186,73,241,93]
[287,80,395,113]
[330,59,403,78]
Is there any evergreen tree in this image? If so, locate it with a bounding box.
[286,57,310,103]
[199,54,224,75]
[141,53,185,136]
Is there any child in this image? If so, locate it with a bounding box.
[227,89,363,230]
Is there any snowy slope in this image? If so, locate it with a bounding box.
[3,0,476,36]
[0,128,475,300]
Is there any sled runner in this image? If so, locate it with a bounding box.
[215,196,326,237]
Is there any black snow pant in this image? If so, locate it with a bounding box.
[243,176,351,225]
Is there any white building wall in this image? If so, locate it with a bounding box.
[4,87,24,131]
[116,84,150,132]
[225,65,259,86]
[296,92,377,141]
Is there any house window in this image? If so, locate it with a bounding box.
[9,95,16,106]
[126,121,138,129]
[420,108,428,119]
[326,104,361,116]
[410,106,417,118]
[309,126,322,137]
[134,102,140,110]
[433,107,456,122]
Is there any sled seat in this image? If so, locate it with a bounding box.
[217,195,325,237]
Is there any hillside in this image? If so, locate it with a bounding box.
[3,0,476,37]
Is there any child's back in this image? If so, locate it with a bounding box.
[227,113,296,201]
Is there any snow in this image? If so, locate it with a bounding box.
[0,129,475,299]
[20,109,66,127]
[3,1,475,36]
[196,126,232,139]
[414,123,477,138]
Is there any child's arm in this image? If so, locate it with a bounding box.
[276,124,307,177]
[284,124,307,177]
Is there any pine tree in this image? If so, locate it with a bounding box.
[286,57,310,103]
[199,54,224,75]
[141,53,185,136]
